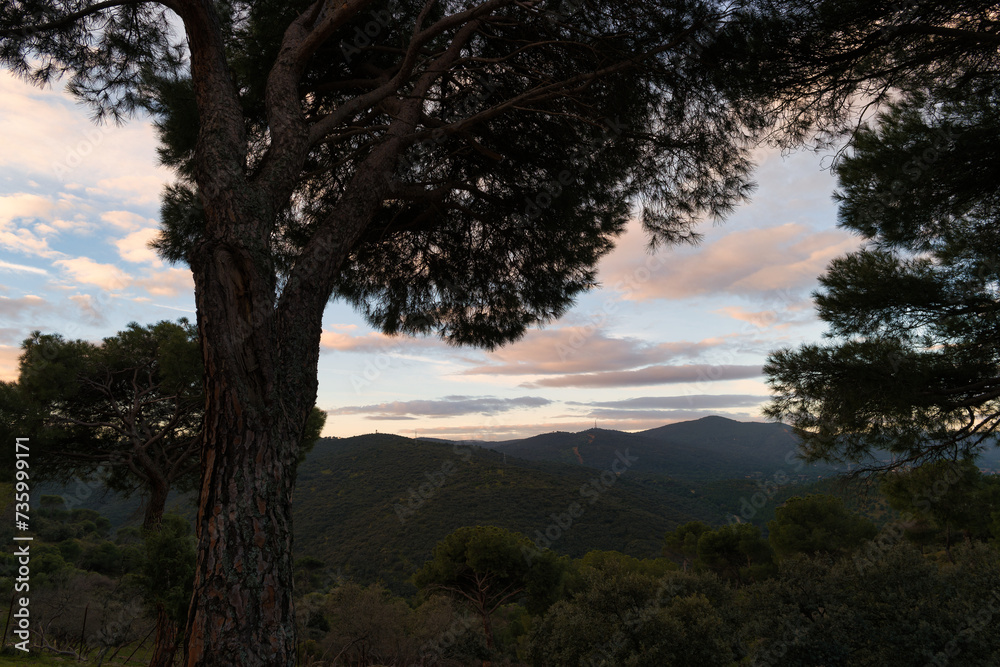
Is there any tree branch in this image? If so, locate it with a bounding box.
[0,0,155,37]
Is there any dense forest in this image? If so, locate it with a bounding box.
[4,425,1000,664]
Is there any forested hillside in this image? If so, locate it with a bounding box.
[293,434,724,593]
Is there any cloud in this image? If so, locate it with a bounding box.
[525,364,763,388]
[55,257,133,291]
[463,327,724,376]
[0,295,51,319]
[0,227,61,257]
[132,267,194,297]
[101,210,153,232]
[69,294,107,325]
[90,175,168,206]
[0,193,96,257]
[598,221,858,302]
[327,395,553,419]
[320,329,445,353]
[0,260,48,276]
[0,74,170,196]
[0,345,20,381]
[0,193,54,227]
[714,303,818,333]
[569,395,768,422]
[114,227,163,266]
[572,394,770,410]
[584,408,760,422]
[51,257,191,298]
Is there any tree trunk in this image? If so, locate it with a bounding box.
[143,475,174,667]
[481,610,494,651]
[945,522,954,564]
[182,226,319,666]
[149,603,179,667]
[143,474,170,531]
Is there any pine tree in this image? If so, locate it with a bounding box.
[1,3,780,662]
[765,82,1000,470]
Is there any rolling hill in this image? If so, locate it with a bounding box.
[24,416,925,594]
[486,416,843,481]
[292,433,727,594]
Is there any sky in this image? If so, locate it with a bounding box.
[0,71,862,441]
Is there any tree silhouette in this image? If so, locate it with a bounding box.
[0,3,780,662]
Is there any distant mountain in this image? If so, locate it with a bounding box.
[488,416,842,481]
[31,416,959,596]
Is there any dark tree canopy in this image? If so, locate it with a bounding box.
[767,495,877,559]
[149,1,778,349]
[764,82,1000,470]
[879,460,1000,554]
[413,525,563,650]
[1,320,327,528]
[1,321,203,528]
[738,0,1000,149]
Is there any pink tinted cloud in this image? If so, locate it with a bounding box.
[0,345,20,381]
[54,257,192,298]
[114,227,163,266]
[464,327,724,376]
[101,210,152,232]
[55,257,132,291]
[133,267,194,297]
[0,295,51,320]
[0,75,169,194]
[328,395,553,419]
[320,329,446,353]
[599,222,859,301]
[524,364,762,388]
[0,193,54,225]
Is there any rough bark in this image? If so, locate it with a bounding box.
[141,467,170,531]
[182,216,311,666]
